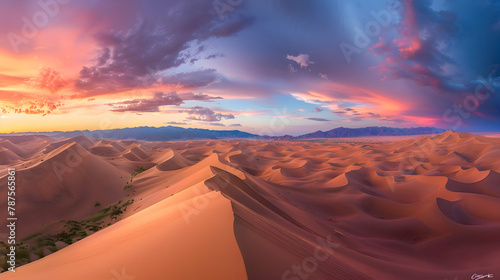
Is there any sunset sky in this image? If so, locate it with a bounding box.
[0,0,499,135]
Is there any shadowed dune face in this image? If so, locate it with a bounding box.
[0,132,500,279]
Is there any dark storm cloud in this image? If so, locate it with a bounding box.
[75,0,253,96]
[108,92,221,112]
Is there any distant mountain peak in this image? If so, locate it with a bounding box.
[274,126,445,140]
[1,125,447,141]
[0,126,259,142]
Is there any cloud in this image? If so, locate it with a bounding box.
[229,123,242,127]
[2,0,499,132]
[290,82,447,126]
[109,92,183,112]
[161,69,219,88]
[75,0,253,96]
[108,91,221,112]
[306,117,330,122]
[205,53,225,59]
[333,110,347,114]
[313,107,324,112]
[178,92,222,102]
[369,1,458,90]
[165,121,188,125]
[209,17,254,38]
[27,68,67,93]
[12,98,64,116]
[182,106,235,122]
[286,53,314,68]
[0,74,24,87]
[206,122,225,126]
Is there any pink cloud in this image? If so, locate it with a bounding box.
[286,54,314,68]
[27,67,67,93]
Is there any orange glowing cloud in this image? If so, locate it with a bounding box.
[289,80,428,126]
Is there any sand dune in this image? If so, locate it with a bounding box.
[0,140,29,158]
[154,149,194,171]
[0,148,20,165]
[0,142,129,238]
[1,131,499,279]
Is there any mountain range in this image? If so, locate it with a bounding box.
[1,126,445,141]
[273,126,445,140]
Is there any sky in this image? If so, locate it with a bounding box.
[0,0,499,135]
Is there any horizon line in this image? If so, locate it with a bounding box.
[0,124,478,137]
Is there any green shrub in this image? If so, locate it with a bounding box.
[34,247,44,258]
[17,249,30,260]
[22,233,41,242]
[99,207,111,214]
[132,167,146,177]
[84,213,108,223]
[121,199,134,207]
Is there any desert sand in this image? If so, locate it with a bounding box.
[0,131,500,279]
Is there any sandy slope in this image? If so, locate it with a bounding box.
[0,171,246,280]
[1,131,500,279]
